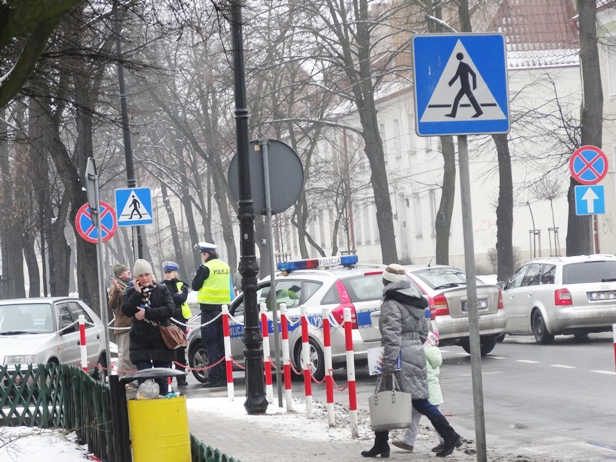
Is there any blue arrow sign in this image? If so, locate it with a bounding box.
[115,188,153,226]
[412,34,510,136]
[575,185,605,215]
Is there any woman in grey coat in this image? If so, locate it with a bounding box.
[361,264,462,458]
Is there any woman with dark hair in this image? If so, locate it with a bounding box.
[361,264,462,458]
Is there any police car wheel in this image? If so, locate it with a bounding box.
[188,345,209,384]
[294,338,325,382]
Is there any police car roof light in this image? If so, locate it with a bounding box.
[277,254,359,272]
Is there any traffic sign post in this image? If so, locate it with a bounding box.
[115,187,153,227]
[412,33,510,136]
[84,158,112,383]
[412,33,511,461]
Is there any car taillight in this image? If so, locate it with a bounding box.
[554,288,572,306]
[428,297,436,320]
[331,280,358,328]
[497,288,504,309]
[433,294,449,316]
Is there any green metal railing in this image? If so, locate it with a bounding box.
[1,364,240,462]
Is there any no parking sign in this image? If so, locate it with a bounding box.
[75,202,117,243]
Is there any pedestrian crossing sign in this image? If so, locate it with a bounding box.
[412,33,510,136]
[115,187,153,226]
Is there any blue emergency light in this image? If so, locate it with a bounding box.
[277,255,359,272]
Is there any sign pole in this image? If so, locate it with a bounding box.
[86,159,112,382]
[458,135,487,461]
[260,138,284,408]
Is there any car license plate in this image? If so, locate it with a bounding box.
[588,291,616,302]
[461,299,488,311]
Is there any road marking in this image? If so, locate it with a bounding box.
[590,370,616,375]
[516,360,539,364]
[488,356,506,360]
[456,352,469,356]
[551,365,575,369]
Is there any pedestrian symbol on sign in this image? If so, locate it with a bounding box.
[445,53,483,119]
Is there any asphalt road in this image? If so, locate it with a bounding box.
[183,332,616,460]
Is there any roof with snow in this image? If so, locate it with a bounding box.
[487,0,580,69]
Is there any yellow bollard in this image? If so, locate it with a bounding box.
[127,395,191,462]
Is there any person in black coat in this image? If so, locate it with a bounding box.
[161,261,190,387]
[121,259,175,395]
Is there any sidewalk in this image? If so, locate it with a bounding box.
[187,393,480,462]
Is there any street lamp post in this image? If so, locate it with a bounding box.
[230,0,267,414]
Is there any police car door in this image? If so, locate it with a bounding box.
[340,272,384,346]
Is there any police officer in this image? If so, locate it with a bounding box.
[191,242,231,388]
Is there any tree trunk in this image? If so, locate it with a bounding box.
[567,1,602,256]
[160,183,188,280]
[51,195,71,295]
[493,133,514,281]
[435,136,455,265]
[0,107,26,298]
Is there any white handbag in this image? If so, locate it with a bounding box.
[368,374,413,431]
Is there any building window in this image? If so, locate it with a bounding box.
[413,193,422,239]
[393,119,401,159]
[429,189,437,238]
[608,36,616,98]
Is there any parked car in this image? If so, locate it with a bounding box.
[0,297,108,380]
[187,255,387,383]
[403,265,506,356]
[502,254,616,344]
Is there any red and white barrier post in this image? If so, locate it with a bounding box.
[280,303,293,411]
[322,307,335,426]
[344,307,358,437]
[260,303,274,403]
[222,305,234,400]
[79,315,88,373]
[301,305,313,418]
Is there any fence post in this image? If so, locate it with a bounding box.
[222,305,234,401]
[260,303,273,404]
[280,303,293,411]
[344,307,358,437]
[322,307,335,426]
[301,305,312,418]
[79,315,88,373]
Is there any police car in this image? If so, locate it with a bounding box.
[186,255,387,382]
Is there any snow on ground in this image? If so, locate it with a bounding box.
[0,428,94,461]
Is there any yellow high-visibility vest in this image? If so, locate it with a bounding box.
[197,259,231,305]
[177,281,192,319]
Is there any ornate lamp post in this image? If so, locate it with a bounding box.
[229,0,267,414]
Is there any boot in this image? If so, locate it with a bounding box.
[429,415,462,457]
[361,431,390,458]
[177,375,188,387]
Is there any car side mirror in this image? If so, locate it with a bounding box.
[59,324,76,335]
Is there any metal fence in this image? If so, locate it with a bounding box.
[0,364,240,462]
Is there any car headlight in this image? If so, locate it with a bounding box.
[4,355,36,365]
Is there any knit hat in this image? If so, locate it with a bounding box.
[162,261,179,271]
[382,263,407,284]
[114,264,129,278]
[426,331,440,347]
[133,259,153,277]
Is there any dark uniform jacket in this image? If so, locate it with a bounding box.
[121,283,175,363]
